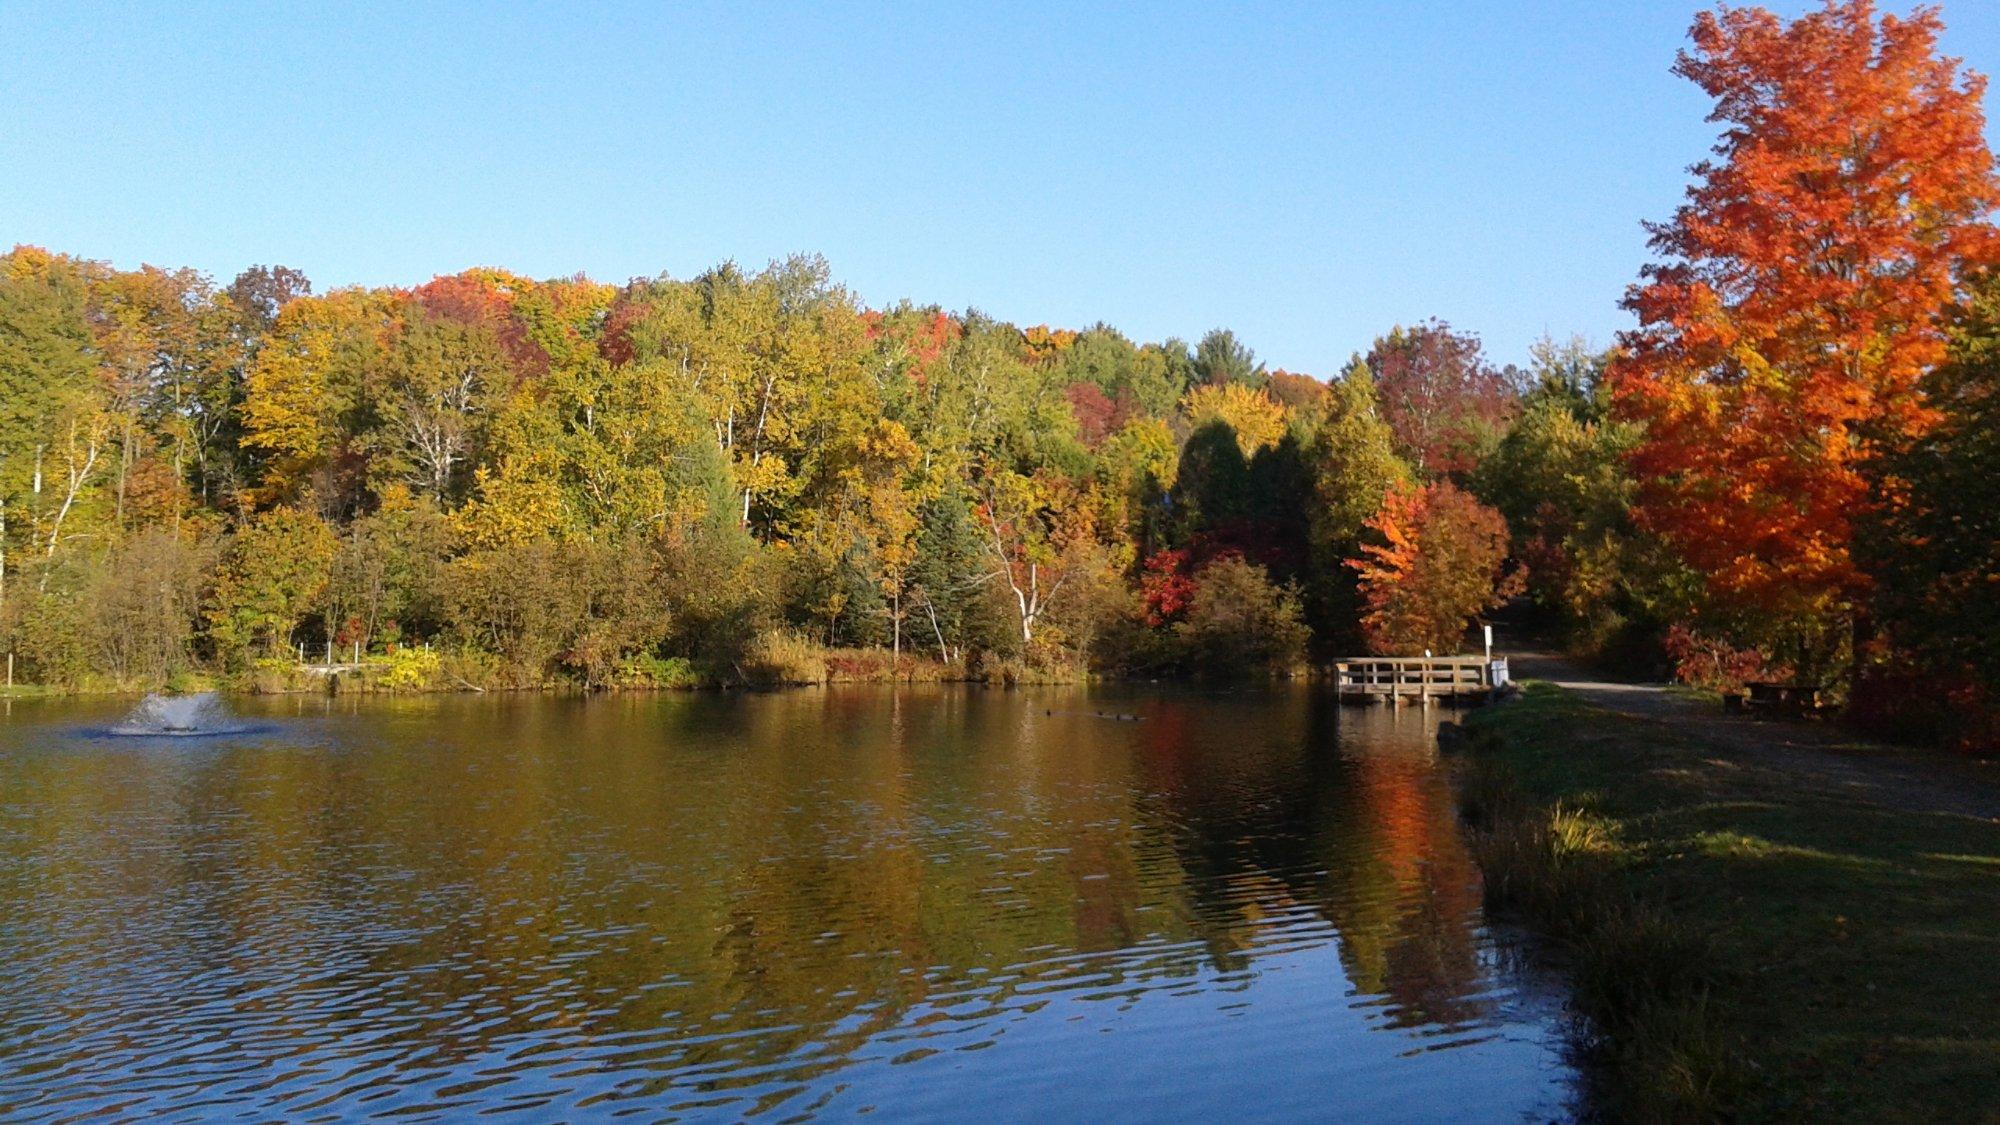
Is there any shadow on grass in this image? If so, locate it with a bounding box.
[1460,683,2000,1123]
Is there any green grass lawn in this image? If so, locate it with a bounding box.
[1462,683,2000,1123]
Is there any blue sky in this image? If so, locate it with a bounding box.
[4,1,1997,372]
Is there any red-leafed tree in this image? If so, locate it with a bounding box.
[1064,382,1123,447]
[1138,548,1198,626]
[1350,481,1517,656]
[412,269,549,380]
[1608,0,2000,676]
[1367,321,1516,477]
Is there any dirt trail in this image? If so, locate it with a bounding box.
[1506,651,2000,821]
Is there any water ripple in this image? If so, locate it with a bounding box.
[0,687,1572,1122]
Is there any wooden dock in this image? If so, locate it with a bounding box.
[1333,656,1508,705]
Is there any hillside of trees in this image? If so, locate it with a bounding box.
[1,1,1995,749]
[0,242,1534,690]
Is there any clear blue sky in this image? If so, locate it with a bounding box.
[4,1,1997,373]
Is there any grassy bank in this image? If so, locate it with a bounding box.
[1457,683,2000,1122]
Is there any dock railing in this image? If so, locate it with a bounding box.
[1333,655,1507,704]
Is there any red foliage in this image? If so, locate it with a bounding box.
[412,271,550,379]
[597,287,648,367]
[1661,625,1785,693]
[1368,321,1515,476]
[1065,382,1125,447]
[1849,662,2000,757]
[864,309,961,387]
[1139,549,1199,626]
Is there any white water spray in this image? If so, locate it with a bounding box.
[110,693,246,736]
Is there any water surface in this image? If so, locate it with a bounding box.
[0,686,1572,1121]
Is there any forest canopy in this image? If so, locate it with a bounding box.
[1,1,1996,753]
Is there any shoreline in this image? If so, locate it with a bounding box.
[1454,683,2000,1121]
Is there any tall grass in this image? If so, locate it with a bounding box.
[1458,752,1740,1122]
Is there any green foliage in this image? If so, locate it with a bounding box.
[610,652,699,689]
[905,490,992,662]
[0,250,95,498]
[1054,324,1186,419]
[1172,556,1308,675]
[1302,366,1412,650]
[1472,340,1657,659]
[207,508,339,663]
[1858,273,2000,749]
[328,487,456,649]
[662,513,774,677]
[1191,328,1266,388]
[4,234,1982,713]
[1168,421,1251,546]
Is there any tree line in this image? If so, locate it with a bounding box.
[0,243,1529,691]
[1,1,1995,750]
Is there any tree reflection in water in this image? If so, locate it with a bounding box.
[0,687,1570,1121]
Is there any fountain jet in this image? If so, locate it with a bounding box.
[110,693,247,737]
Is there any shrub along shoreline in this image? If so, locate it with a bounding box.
[8,637,1299,697]
[1454,684,2000,1122]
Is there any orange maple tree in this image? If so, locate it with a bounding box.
[1609,0,2000,662]
[1349,481,1517,656]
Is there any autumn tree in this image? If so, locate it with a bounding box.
[1367,321,1516,477]
[1173,555,1309,675]
[1095,416,1177,556]
[1266,369,1327,412]
[369,307,508,503]
[0,248,98,618]
[226,265,311,332]
[1610,0,2000,679]
[1350,481,1517,656]
[1180,382,1286,456]
[206,507,339,662]
[973,466,1096,646]
[1304,365,1412,648]
[241,289,394,510]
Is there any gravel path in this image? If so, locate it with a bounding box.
[1507,651,2000,822]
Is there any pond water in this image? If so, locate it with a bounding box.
[0,687,1573,1122]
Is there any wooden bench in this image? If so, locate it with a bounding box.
[1732,681,1830,719]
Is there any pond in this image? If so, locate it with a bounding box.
[0,686,1574,1122]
